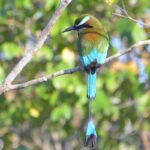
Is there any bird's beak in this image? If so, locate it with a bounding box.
[63,24,93,33]
[62,25,77,33]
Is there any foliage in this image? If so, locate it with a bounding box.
[0,0,150,149]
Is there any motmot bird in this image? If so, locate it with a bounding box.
[63,15,109,100]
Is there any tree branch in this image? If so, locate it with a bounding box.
[3,0,73,85]
[113,2,150,28]
[4,66,82,92]
[0,39,150,94]
[112,12,150,28]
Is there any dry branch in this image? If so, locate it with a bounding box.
[113,1,150,28]
[3,0,72,85]
[0,39,150,94]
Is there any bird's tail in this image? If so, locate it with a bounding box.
[87,69,96,100]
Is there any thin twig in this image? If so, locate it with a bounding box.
[0,39,150,94]
[113,2,150,28]
[121,0,129,17]
[9,65,82,90]
[112,13,150,28]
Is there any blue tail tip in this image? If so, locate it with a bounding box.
[84,134,97,148]
[84,120,97,148]
[87,94,96,100]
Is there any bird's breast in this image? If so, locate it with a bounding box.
[81,32,101,45]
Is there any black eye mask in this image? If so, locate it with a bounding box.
[63,23,93,33]
[75,23,93,30]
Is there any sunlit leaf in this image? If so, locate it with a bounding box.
[15,0,31,8]
[132,25,147,42]
[29,108,40,118]
[2,42,22,60]
[0,66,5,83]
[51,104,71,121]
[93,91,111,114]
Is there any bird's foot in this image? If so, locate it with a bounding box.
[84,59,98,73]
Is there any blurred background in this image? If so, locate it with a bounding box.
[0,0,150,149]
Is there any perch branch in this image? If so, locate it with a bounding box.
[0,39,150,94]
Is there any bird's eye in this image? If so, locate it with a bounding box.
[77,23,93,29]
[73,23,93,31]
[83,23,93,28]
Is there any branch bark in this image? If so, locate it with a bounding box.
[0,39,150,94]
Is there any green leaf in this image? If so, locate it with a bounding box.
[2,42,22,60]
[93,91,111,114]
[0,66,5,83]
[15,0,31,8]
[44,0,58,11]
[132,25,147,42]
[51,104,71,122]
[41,46,53,60]
[137,93,150,113]
[105,73,118,92]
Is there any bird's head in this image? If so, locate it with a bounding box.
[63,14,108,42]
[63,15,93,32]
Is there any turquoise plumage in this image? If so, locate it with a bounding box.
[84,120,97,147]
[76,15,109,99]
[63,14,109,147]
